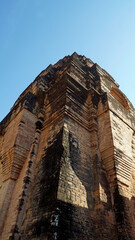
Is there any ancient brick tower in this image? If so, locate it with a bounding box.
[0,53,135,240]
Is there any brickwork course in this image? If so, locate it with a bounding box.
[0,52,135,240]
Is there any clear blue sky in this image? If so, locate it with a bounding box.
[0,0,135,121]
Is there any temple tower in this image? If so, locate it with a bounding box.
[0,53,135,240]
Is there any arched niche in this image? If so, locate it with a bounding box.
[110,87,129,111]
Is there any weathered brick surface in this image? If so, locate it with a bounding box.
[0,52,135,239]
